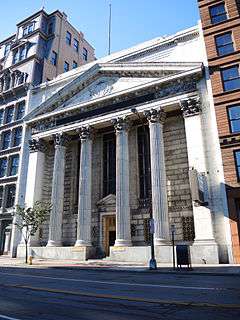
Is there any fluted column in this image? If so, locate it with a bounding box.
[112,117,132,246]
[47,133,69,247]
[26,139,47,246]
[180,98,215,243]
[144,108,169,244]
[75,126,93,247]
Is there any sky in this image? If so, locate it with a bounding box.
[0,0,200,58]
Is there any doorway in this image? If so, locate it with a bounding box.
[103,215,116,256]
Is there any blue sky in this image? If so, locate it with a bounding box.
[0,0,200,58]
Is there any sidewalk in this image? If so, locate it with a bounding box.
[1,255,240,275]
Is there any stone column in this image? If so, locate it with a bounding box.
[25,139,47,246]
[111,117,132,246]
[75,126,93,247]
[47,133,69,247]
[144,108,169,244]
[180,98,215,244]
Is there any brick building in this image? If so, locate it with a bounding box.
[198,0,240,263]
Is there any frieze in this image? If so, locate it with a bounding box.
[155,79,197,99]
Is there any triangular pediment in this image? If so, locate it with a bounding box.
[26,61,202,121]
[97,194,116,207]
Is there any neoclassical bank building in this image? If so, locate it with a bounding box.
[16,26,233,264]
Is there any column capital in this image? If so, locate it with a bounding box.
[180,97,201,118]
[144,108,166,124]
[53,132,70,147]
[111,117,130,133]
[29,138,47,153]
[77,125,94,141]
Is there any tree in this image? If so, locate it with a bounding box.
[14,201,51,263]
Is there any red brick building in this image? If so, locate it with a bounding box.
[198,0,240,262]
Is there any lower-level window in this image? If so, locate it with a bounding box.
[9,155,19,176]
[103,133,116,196]
[137,126,151,199]
[0,158,7,178]
[5,184,16,208]
[0,186,3,208]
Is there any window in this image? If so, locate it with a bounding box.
[23,23,34,37]
[0,158,7,178]
[51,51,57,66]
[66,31,72,45]
[5,184,16,208]
[9,155,19,176]
[73,39,79,52]
[0,186,3,208]
[0,110,4,125]
[103,133,116,196]
[5,106,14,124]
[16,101,25,120]
[13,127,22,147]
[73,61,78,69]
[215,32,234,56]
[2,131,11,150]
[83,47,88,61]
[228,106,240,133]
[138,126,151,199]
[19,46,27,61]
[210,3,227,24]
[221,66,240,91]
[235,150,240,181]
[64,61,69,72]
[12,50,19,64]
[4,43,10,56]
[48,22,53,35]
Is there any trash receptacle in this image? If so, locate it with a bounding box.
[176,245,192,269]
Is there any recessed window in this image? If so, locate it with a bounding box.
[0,110,4,125]
[2,131,11,150]
[9,155,19,176]
[12,50,19,64]
[221,66,240,91]
[5,184,16,208]
[4,43,11,57]
[215,32,234,56]
[73,39,79,52]
[16,101,25,120]
[228,106,240,133]
[73,61,78,69]
[0,158,7,178]
[51,51,57,66]
[235,150,240,181]
[5,106,14,124]
[19,46,27,61]
[23,23,34,37]
[0,186,3,208]
[48,22,54,35]
[64,61,69,72]
[103,133,116,196]
[83,47,88,61]
[13,127,22,147]
[66,31,72,45]
[210,3,227,24]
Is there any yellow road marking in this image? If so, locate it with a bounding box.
[7,284,240,309]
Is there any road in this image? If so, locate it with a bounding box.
[0,266,239,320]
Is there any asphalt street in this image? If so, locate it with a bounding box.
[0,266,239,320]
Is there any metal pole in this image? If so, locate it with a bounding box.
[172,230,175,270]
[131,108,157,270]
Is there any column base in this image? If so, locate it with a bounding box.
[75,240,91,247]
[190,239,219,264]
[46,240,62,247]
[114,239,132,247]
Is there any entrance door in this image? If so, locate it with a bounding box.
[103,215,116,256]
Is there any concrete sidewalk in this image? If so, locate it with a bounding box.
[0,255,240,275]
